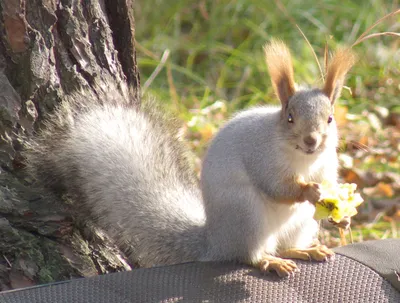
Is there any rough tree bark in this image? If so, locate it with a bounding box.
[0,0,140,290]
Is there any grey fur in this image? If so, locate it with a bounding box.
[200,40,354,266]
[201,90,338,264]
[24,40,353,269]
[24,96,206,266]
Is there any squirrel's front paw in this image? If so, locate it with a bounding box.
[301,182,322,204]
[258,255,299,277]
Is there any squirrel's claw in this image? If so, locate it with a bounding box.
[300,182,323,204]
[280,245,335,262]
[258,255,299,277]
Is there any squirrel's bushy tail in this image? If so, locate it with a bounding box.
[23,93,206,266]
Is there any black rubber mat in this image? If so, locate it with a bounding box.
[1,239,399,303]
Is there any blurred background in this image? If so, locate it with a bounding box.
[134,0,400,246]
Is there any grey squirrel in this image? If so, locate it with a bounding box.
[23,39,356,277]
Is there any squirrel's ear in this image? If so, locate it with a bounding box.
[323,48,356,104]
[264,39,296,108]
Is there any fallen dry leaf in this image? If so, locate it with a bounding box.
[377,182,395,197]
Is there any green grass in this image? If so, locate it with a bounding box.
[134,0,400,245]
[135,0,398,111]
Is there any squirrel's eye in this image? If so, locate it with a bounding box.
[288,114,294,123]
[328,115,333,124]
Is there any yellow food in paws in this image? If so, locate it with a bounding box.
[314,181,364,223]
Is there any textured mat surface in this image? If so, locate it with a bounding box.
[1,253,399,303]
[335,238,400,292]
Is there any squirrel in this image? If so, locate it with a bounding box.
[201,40,355,276]
[23,39,356,277]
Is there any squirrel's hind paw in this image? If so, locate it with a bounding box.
[279,244,334,262]
[258,255,299,277]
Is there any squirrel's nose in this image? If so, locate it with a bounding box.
[303,134,318,148]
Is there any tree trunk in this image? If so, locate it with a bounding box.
[0,0,140,290]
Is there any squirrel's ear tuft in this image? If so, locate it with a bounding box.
[323,48,356,104]
[264,39,296,108]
